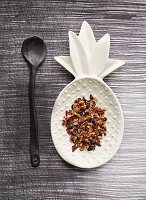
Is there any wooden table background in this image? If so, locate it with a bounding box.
[0,0,146,199]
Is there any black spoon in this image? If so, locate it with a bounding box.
[21,36,47,167]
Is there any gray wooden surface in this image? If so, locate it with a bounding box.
[0,0,146,199]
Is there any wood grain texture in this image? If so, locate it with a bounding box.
[0,0,146,199]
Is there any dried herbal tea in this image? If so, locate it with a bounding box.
[62,95,107,152]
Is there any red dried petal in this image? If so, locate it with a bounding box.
[72,144,78,152]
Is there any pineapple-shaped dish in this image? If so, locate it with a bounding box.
[51,21,125,169]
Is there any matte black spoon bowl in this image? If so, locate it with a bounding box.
[22,36,47,167]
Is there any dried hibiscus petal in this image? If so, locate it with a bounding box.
[72,144,78,152]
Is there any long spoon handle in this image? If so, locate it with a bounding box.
[29,67,40,167]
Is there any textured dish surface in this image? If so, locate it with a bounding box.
[51,77,124,168]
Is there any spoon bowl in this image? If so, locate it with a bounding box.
[22,36,47,68]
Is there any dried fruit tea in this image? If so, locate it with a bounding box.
[62,95,107,152]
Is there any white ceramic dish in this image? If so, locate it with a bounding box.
[51,21,125,169]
